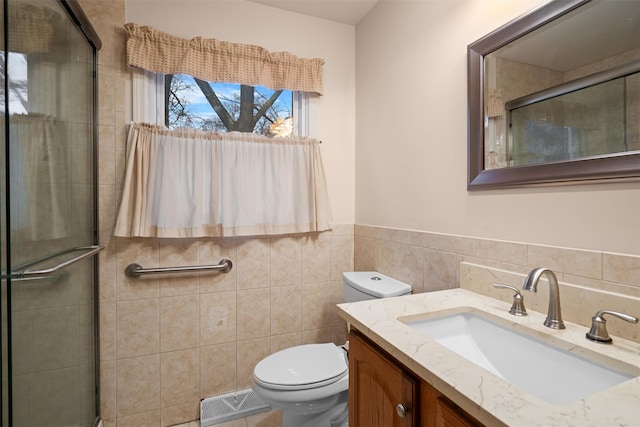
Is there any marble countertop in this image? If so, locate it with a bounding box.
[336,289,640,426]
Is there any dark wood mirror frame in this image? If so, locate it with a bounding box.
[467,0,640,190]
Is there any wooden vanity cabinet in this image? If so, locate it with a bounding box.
[421,381,483,427]
[349,330,483,427]
[349,330,416,427]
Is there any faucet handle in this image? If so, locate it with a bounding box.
[493,283,527,316]
[586,310,639,344]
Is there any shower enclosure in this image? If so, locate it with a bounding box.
[1,1,102,426]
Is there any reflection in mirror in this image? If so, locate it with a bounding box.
[468,0,640,189]
[507,71,632,167]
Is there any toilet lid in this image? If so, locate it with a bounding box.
[253,343,347,391]
[343,271,412,298]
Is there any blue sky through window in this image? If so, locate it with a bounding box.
[168,74,293,134]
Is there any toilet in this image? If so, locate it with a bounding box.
[251,272,412,427]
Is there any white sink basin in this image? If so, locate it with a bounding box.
[404,311,636,405]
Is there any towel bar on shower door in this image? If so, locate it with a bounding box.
[9,245,105,279]
[125,258,233,278]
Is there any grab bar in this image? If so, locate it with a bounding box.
[12,245,104,279]
[125,258,233,278]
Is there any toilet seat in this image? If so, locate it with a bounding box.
[253,343,347,391]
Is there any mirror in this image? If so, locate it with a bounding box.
[468,0,640,189]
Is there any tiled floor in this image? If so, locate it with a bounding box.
[171,409,283,427]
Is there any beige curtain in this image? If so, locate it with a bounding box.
[486,88,504,118]
[124,23,325,95]
[10,114,68,240]
[8,3,58,54]
[114,123,332,238]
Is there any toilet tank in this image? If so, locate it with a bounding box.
[342,272,412,303]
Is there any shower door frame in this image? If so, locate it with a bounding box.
[2,1,102,425]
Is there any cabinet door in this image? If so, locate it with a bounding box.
[421,381,483,427]
[349,330,416,427]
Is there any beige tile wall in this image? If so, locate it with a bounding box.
[99,229,353,426]
[354,224,640,342]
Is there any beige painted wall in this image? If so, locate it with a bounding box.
[355,0,640,255]
[125,0,357,225]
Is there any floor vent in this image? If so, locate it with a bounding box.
[200,389,271,426]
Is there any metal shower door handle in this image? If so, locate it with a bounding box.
[12,245,104,279]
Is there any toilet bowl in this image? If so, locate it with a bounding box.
[251,272,412,427]
[253,343,349,427]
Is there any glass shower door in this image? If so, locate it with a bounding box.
[2,0,101,426]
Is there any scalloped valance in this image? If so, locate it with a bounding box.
[124,23,325,95]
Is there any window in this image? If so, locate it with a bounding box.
[1,52,28,114]
[166,74,292,136]
[133,70,317,138]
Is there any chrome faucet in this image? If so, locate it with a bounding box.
[522,268,565,329]
[586,310,638,344]
[493,283,527,316]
